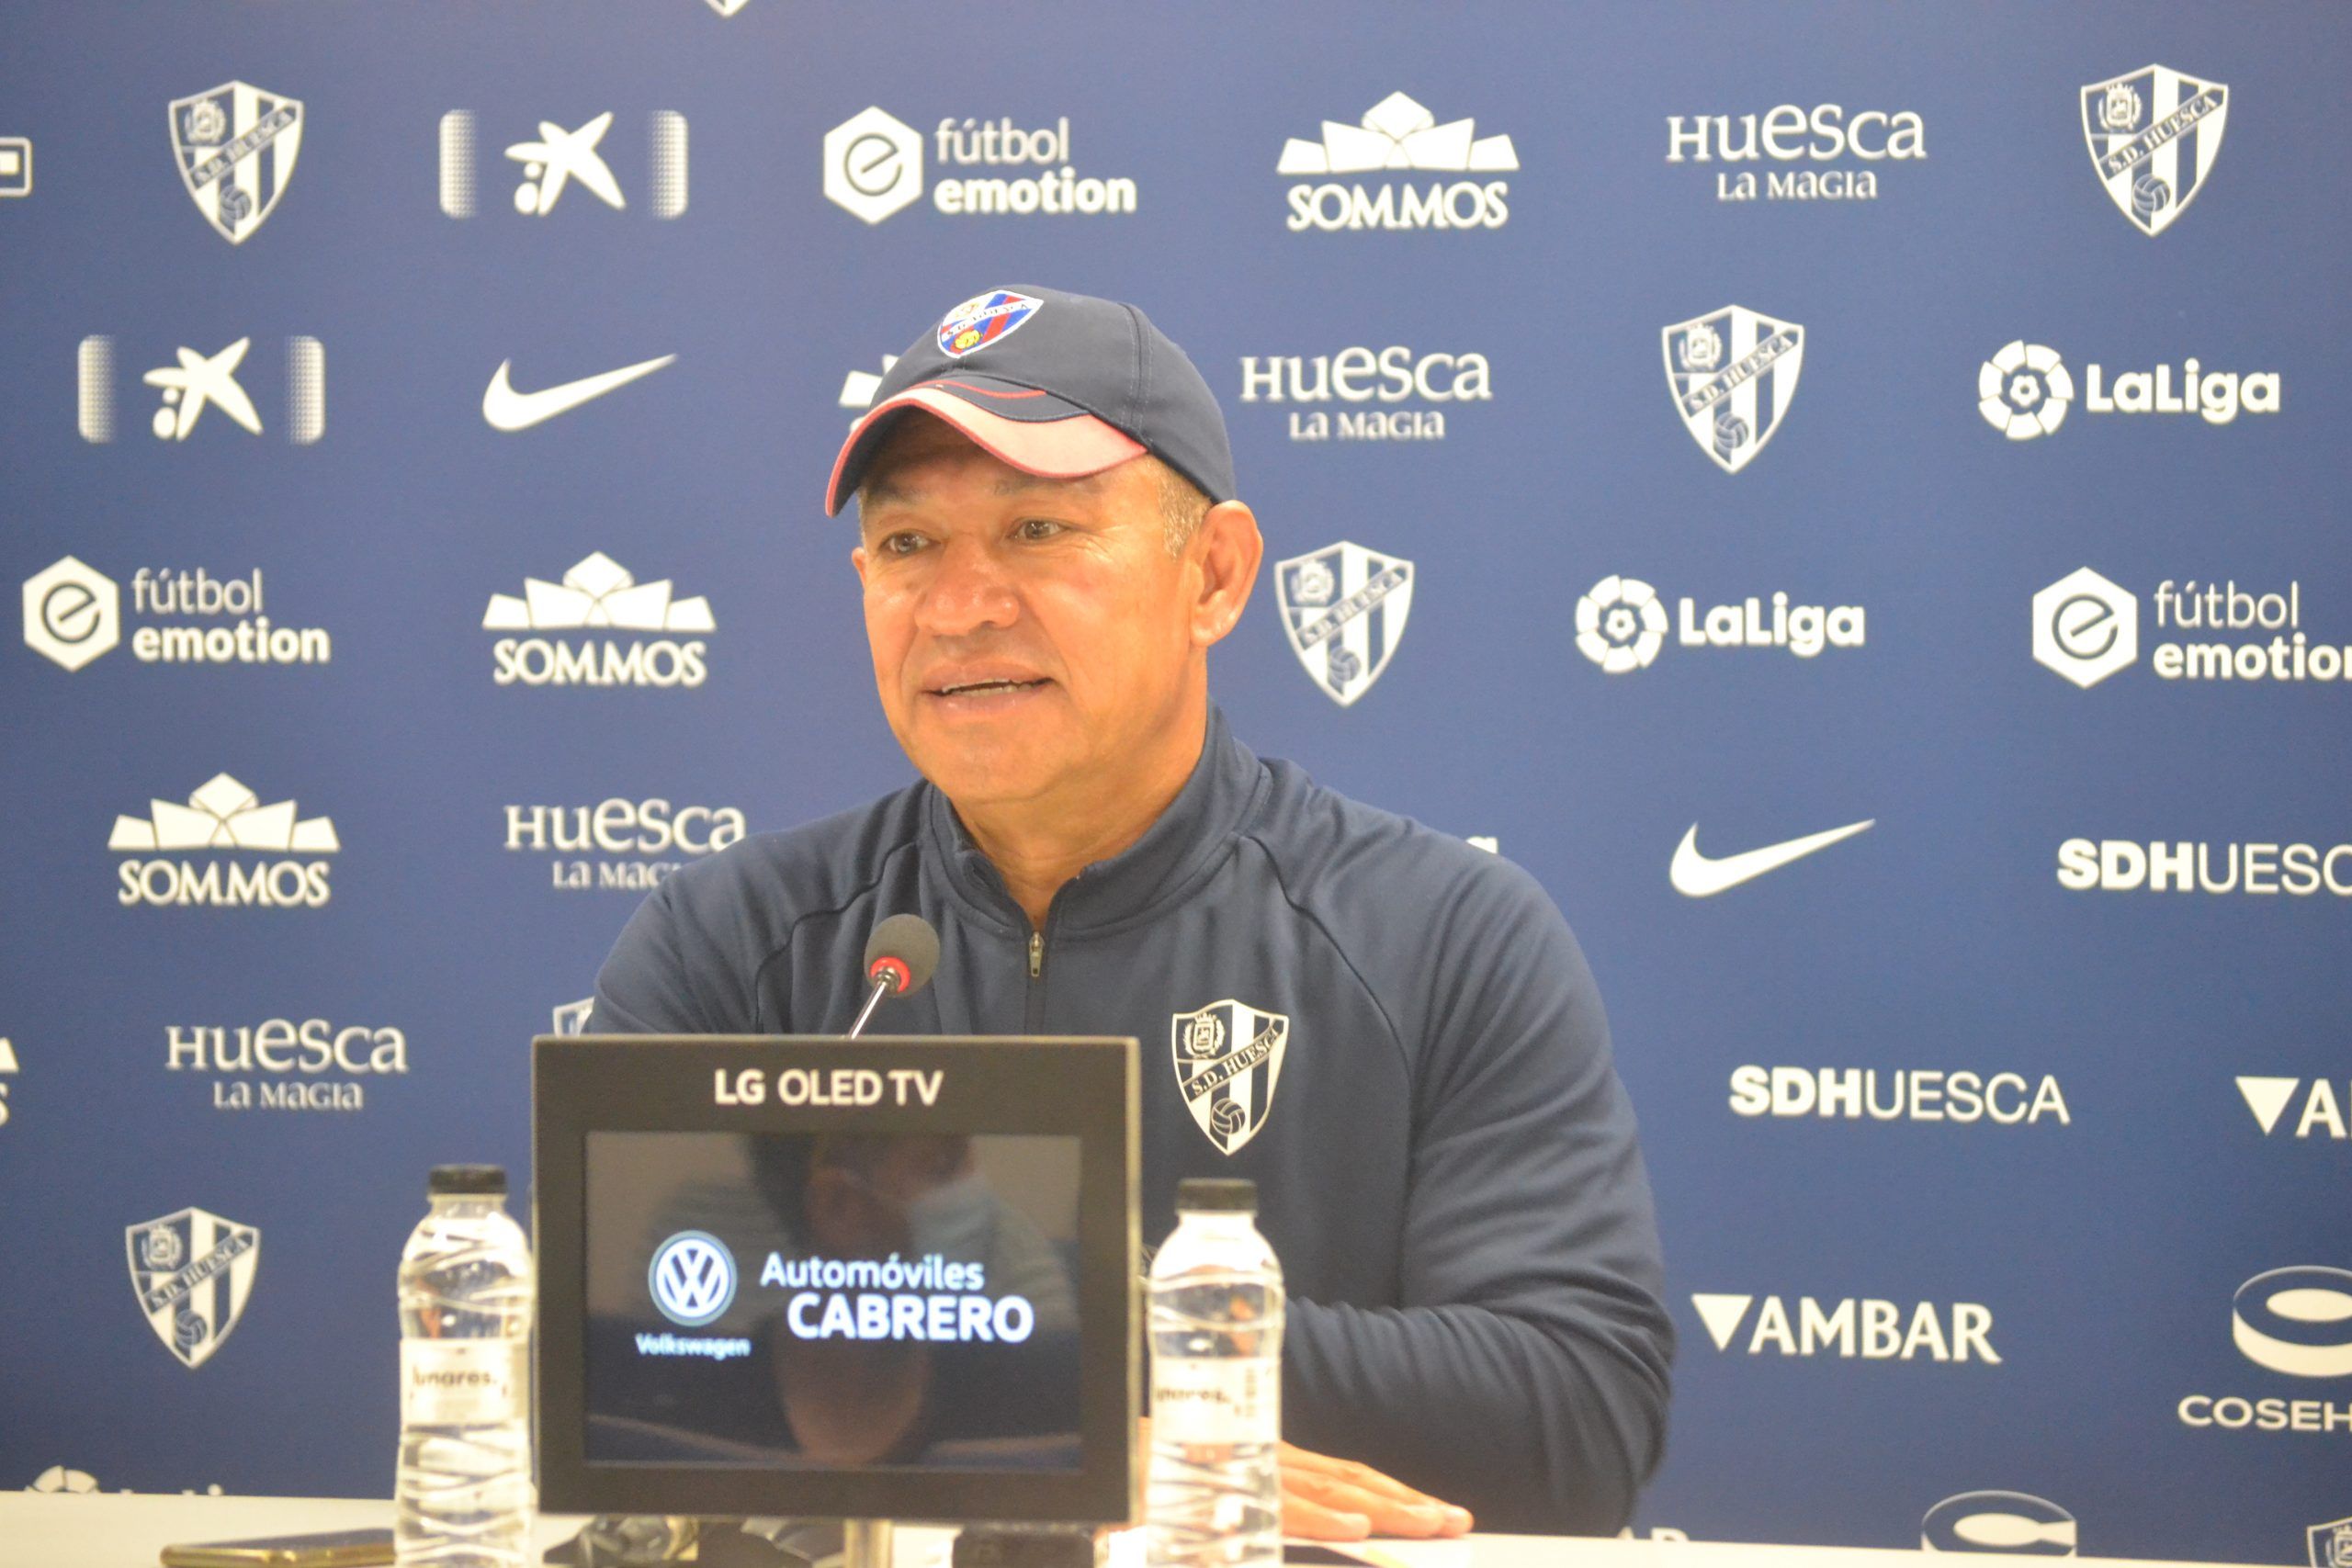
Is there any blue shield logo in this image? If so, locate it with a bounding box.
[1662,305,1804,474]
[1275,541,1415,706]
[169,81,305,244]
[2079,65,2228,238]
[126,1207,261,1369]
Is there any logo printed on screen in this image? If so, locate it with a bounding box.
[505,798,746,892]
[2080,66,2228,237]
[1667,103,1926,203]
[483,552,715,688]
[109,773,338,909]
[2311,1519,2352,1568]
[2178,1267,2352,1436]
[1172,1000,1290,1156]
[553,998,594,1035]
[822,107,1136,224]
[2034,570,2345,691]
[2058,839,2352,897]
[1663,307,1804,472]
[167,1020,407,1114]
[1275,542,1413,706]
[22,558,332,673]
[1921,1493,2076,1555]
[74,334,324,446]
[0,136,31,200]
[437,109,686,220]
[1672,821,1874,897]
[1690,1293,1999,1362]
[1239,347,1490,443]
[1578,576,1863,674]
[170,82,303,243]
[127,1207,261,1369]
[650,1231,738,1327]
[1979,342,2277,438]
[1731,1066,2067,1125]
[0,1037,17,1130]
[1280,92,1515,231]
[2236,1077,2351,1142]
[840,355,899,413]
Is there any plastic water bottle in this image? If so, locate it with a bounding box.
[1147,1178,1283,1568]
[396,1165,535,1568]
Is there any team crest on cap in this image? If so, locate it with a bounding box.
[2079,65,2228,237]
[126,1206,261,1369]
[169,81,304,244]
[1172,1000,1290,1156]
[1662,305,1804,474]
[938,289,1044,357]
[1276,541,1415,707]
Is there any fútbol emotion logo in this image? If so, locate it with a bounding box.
[649,1231,736,1327]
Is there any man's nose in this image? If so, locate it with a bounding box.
[912,537,1020,637]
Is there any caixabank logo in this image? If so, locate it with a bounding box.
[77,333,323,446]
[2033,569,2343,691]
[2237,1076,2352,1143]
[438,108,687,220]
[1278,92,1516,231]
[1979,341,2278,439]
[1666,102,1927,203]
[167,1020,408,1115]
[1690,1292,2000,1363]
[1238,347,1490,443]
[109,773,338,908]
[2177,1267,2352,1437]
[23,558,332,672]
[504,798,747,891]
[823,107,1136,224]
[483,552,715,688]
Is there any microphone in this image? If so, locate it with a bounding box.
[846,913,940,1037]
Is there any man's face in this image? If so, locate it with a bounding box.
[852,416,1200,811]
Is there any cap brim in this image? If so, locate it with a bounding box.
[826,379,1148,515]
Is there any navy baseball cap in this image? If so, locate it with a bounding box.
[825,285,1237,516]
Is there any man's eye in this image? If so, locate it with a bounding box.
[1015,518,1063,541]
[883,532,929,556]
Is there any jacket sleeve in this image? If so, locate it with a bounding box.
[1282,856,1673,1535]
[588,870,768,1034]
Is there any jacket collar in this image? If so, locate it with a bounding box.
[923,702,1265,936]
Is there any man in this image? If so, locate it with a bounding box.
[591,286,1673,1535]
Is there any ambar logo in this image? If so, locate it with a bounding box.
[2237,1077,2352,1142]
[1690,1292,1998,1362]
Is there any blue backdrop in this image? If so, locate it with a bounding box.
[3,3,2347,1561]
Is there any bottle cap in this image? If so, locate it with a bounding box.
[1175,1177,1257,1214]
[429,1164,507,1196]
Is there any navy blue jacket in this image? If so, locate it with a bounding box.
[591,706,1672,1532]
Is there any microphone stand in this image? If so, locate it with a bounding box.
[844,974,893,1039]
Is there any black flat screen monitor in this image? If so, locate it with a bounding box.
[533,1034,1138,1524]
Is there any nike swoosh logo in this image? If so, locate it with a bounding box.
[481,354,677,431]
[1669,818,1874,897]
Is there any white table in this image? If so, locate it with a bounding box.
[0,1496,2256,1568]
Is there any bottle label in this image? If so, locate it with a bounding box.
[401,1339,526,1427]
[1152,1359,1276,1445]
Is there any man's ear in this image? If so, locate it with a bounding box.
[851,545,867,586]
[1190,501,1262,649]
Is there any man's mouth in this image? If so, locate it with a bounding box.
[928,677,1050,698]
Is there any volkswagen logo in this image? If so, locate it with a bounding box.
[649,1231,737,1327]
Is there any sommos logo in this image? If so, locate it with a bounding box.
[109,773,337,908]
[483,551,714,689]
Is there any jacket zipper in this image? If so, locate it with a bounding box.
[1023,918,1052,1032]
[1028,930,1044,979]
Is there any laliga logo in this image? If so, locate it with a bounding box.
[2233,1267,2352,1378]
[649,1231,736,1327]
[1979,343,2074,440]
[1921,1493,2076,1556]
[1576,577,1667,672]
